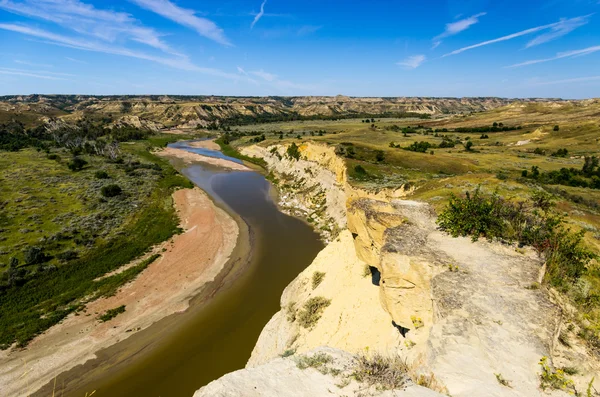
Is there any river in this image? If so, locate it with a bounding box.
[47,141,323,397]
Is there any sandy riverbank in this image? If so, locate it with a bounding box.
[188,139,220,151]
[159,146,251,171]
[0,187,240,397]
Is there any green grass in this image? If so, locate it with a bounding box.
[214,137,267,168]
[0,138,192,349]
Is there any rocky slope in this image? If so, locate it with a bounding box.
[0,95,530,130]
[195,347,445,397]
[209,141,600,396]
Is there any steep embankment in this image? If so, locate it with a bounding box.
[195,141,600,396]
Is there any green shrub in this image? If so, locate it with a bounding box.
[354,165,366,175]
[297,296,331,328]
[67,157,87,171]
[95,170,109,179]
[352,354,408,390]
[437,188,595,289]
[286,142,301,160]
[98,305,126,322]
[101,184,122,197]
[312,271,325,289]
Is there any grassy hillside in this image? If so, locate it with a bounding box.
[0,128,200,348]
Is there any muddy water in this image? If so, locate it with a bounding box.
[57,142,323,397]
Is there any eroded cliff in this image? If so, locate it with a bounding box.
[211,142,599,396]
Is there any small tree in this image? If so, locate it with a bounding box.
[465,141,474,151]
[375,150,385,162]
[67,157,87,171]
[24,246,47,265]
[95,170,109,179]
[101,184,122,197]
[553,125,560,131]
[286,142,301,160]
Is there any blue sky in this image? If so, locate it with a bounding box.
[0,0,599,97]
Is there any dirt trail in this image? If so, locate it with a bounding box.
[0,188,239,397]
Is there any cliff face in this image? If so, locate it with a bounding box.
[231,141,599,396]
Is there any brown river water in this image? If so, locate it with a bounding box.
[39,142,323,397]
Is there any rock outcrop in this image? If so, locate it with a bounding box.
[228,141,599,396]
[195,347,445,397]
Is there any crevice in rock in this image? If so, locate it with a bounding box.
[369,266,381,286]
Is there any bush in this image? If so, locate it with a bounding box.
[312,271,325,289]
[353,354,408,390]
[437,188,595,289]
[67,157,87,171]
[286,142,301,160]
[553,125,560,132]
[98,305,126,322]
[24,246,48,265]
[47,153,60,160]
[404,141,435,153]
[375,150,385,162]
[101,184,122,197]
[297,296,331,328]
[354,165,367,175]
[95,170,109,179]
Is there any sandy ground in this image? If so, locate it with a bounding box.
[0,187,239,397]
[159,146,251,171]
[188,139,220,150]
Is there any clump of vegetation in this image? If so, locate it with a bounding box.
[98,305,126,322]
[495,373,512,388]
[437,188,595,289]
[297,296,331,328]
[281,349,296,358]
[312,271,326,289]
[95,170,109,179]
[539,356,576,393]
[101,184,123,197]
[403,141,436,153]
[296,352,333,370]
[522,156,600,189]
[551,148,568,157]
[352,354,408,390]
[67,156,88,171]
[286,142,301,160]
[411,315,424,329]
[354,165,366,175]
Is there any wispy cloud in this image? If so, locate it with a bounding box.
[66,56,87,64]
[397,54,426,69]
[434,12,486,41]
[0,67,69,80]
[250,69,276,81]
[530,75,600,86]
[297,25,321,36]
[14,59,52,68]
[129,0,231,46]
[0,0,179,54]
[507,45,600,68]
[443,15,590,57]
[526,15,590,48]
[251,0,267,29]
[0,23,241,80]
[248,68,316,91]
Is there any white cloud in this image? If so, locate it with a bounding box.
[0,23,241,80]
[237,66,247,75]
[526,15,590,48]
[0,0,179,54]
[14,59,52,68]
[251,0,267,29]
[0,67,68,80]
[507,45,600,68]
[397,54,426,69]
[130,0,230,45]
[443,15,590,57]
[530,75,600,86]
[297,25,322,36]
[250,69,277,81]
[435,12,486,41]
[431,41,441,50]
[66,57,87,64]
